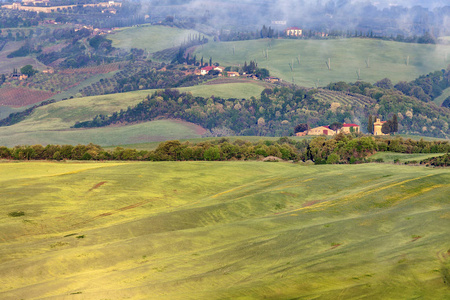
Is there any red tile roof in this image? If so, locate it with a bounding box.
[201,66,214,71]
[342,123,360,127]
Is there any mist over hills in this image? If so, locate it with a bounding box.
[145,0,450,37]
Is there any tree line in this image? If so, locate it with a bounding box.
[79,61,209,97]
[1,136,448,164]
[420,154,449,167]
[327,66,450,105]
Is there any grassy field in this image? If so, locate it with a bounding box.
[194,38,450,87]
[0,82,264,147]
[109,25,209,55]
[369,151,446,163]
[0,120,205,147]
[435,87,450,106]
[182,80,266,99]
[0,161,448,299]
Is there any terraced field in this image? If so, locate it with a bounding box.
[313,89,375,107]
[0,162,449,299]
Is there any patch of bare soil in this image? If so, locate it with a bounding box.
[73,201,149,227]
[302,200,320,207]
[87,181,107,192]
[0,86,56,107]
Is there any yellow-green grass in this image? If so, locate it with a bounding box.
[182,81,266,99]
[194,38,450,87]
[435,87,450,106]
[0,162,449,299]
[0,82,265,147]
[0,120,204,147]
[369,151,447,163]
[109,25,209,54]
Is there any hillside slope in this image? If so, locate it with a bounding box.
[0,82,265,147]
[0,162,449,299]
[194,38,450,87]
[109,25,210,57]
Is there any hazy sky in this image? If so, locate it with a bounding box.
[371,1,448,9]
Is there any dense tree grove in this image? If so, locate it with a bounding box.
[73,87,350,136]
[0,136,448,165]
[36,35,116,68]
[381,115,398,135]
[0,9,40,29]
[74,81,450,138]
[325,75,450,138]
[328,67,450,105]
[79,62,209,96]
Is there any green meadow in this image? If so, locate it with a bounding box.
[0,161,449,299]
[369,151,446,163]
[194,38,450,87]
[0,82,265,147]
[435,87,450,106]
[109,25,209,54]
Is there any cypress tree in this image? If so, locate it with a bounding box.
[367,115,373,134]
[393,114,398,133]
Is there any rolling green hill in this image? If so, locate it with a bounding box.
[0,161,449,299]
[194,38,450,87]
[0,82,265,147]
[109,25,209,55]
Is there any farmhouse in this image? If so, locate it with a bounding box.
[2,3,77,12]
[42,68,54,74]
[200,66,215,75]
[265,77,281,83]
[307,126,336,136]
[285,27,302,37]
[298,123,360,136]
[373,118,387,135]
[340,123,360,133]
[214,66,225,72]
[2,1,121,12]
[22,0,50,6]
[226,71,240,77]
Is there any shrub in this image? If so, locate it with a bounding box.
[204,146,220,161]
[326,153,340,164]
[8,211,25,217]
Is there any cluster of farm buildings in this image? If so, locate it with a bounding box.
[296,118,388,136]
[194,66,281,83]
[285,27,328,38]
[1,0,121,13]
